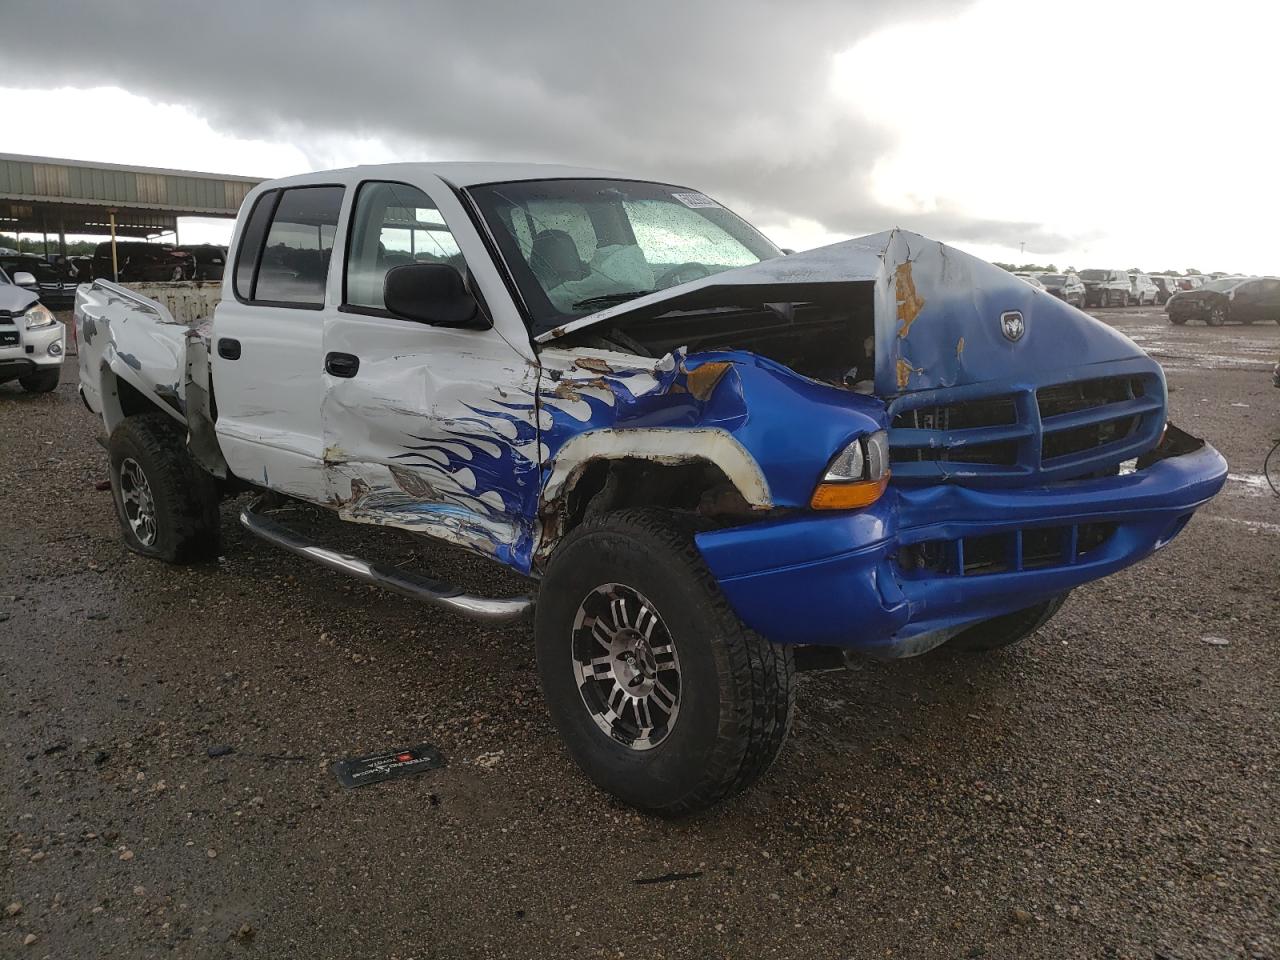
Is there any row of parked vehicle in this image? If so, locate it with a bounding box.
[0,242,226,308]
[1012,269,1225,309]
[1012,267,1280,325]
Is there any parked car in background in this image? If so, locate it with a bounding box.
[0,254,78,309]
[1080,269,1132,307]
[91,241,196,282]
[0,264,66,392]
[1013,272,1046,290]
[175,244,228,281]
[1037,272,1086,307]
[1177,276,1204,291]
[1167,276,1280,325]
[1151,276,1180,304]
[1128,273,1159,306]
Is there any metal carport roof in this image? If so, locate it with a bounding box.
[0,153,262,241]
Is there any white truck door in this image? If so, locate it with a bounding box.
[212,184,346,501]
[320,178,543,572]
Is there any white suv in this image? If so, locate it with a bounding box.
[0,266,65,393]
[1128,273,1159,306]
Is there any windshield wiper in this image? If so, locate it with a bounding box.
[572,291,654,310]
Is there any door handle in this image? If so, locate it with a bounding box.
[325,352,360,378]
[217,338,241,360]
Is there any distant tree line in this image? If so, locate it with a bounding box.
[0,234,97,255]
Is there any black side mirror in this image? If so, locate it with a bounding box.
[383,263,489,329]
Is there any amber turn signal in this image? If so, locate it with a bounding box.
[810,474,890,510]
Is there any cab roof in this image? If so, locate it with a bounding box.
[261,161,631,191]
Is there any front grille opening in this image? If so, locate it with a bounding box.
[892,397,1017,431]
[1042,416,1139,461]
[1022,526,1066,569]
[1077,522,1116,557]
[961,534,1011,575]
[900,522,1119,579]
[1037,376,1144,419]
[891,440,1019,466]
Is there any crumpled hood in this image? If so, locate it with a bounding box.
[0,284,38,313]
[537,229,1146,397]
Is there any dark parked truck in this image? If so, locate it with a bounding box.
[74,163,1228,814]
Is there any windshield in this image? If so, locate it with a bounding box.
[1079,269,1109,281]
[1039,274,1067,284]
[468,179,782,333]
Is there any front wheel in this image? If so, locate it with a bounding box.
[1170,315,1187,325]
[1206,305,1226,326]
[535,510,795,815]
[944,593,1070,652]
[19,367,60,393]
[108,412,221,563]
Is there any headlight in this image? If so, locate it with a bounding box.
[23,303,57,329]
[811,430,890,510]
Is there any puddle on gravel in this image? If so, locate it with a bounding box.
[1225,473,1275,497]
[1207,515,1280,535]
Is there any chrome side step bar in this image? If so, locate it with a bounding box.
[238,504,534,623]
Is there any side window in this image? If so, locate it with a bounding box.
[233,190,276,300]
[239,186,344,307]
[344,181,466,311]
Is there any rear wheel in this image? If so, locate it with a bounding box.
[18,367,60,393]
[108,412,221,563]
[535,510,795,815]
[944,593,1070,652]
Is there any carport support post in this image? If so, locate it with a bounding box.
[108,209,119,282]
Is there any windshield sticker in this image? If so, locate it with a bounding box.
[672,192,719,209]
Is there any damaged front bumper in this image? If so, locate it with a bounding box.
[694,427,1227,656]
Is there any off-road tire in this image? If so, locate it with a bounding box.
[107,412,221,563]
[944,592,1071,652]
[18,367,60,393]
[535,509,796,815]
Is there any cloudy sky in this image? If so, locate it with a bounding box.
[0,0,1274,273]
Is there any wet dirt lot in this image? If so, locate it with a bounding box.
[2,306,1276,959]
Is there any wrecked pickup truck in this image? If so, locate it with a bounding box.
[75,164,1227,814]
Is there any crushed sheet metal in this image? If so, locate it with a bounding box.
[684,360,732,401]
[894,260,926,339]
[535,229,1147,398]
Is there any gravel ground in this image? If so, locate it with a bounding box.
[1,306,1276,959]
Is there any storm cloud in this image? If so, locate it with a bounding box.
[0,0,1071,250]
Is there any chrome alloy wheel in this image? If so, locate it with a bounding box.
[571,583,681,751]
[119,457,158,546]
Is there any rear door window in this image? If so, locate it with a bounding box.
[236,186,345,308]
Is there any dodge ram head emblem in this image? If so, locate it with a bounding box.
[999,310,1025,342]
